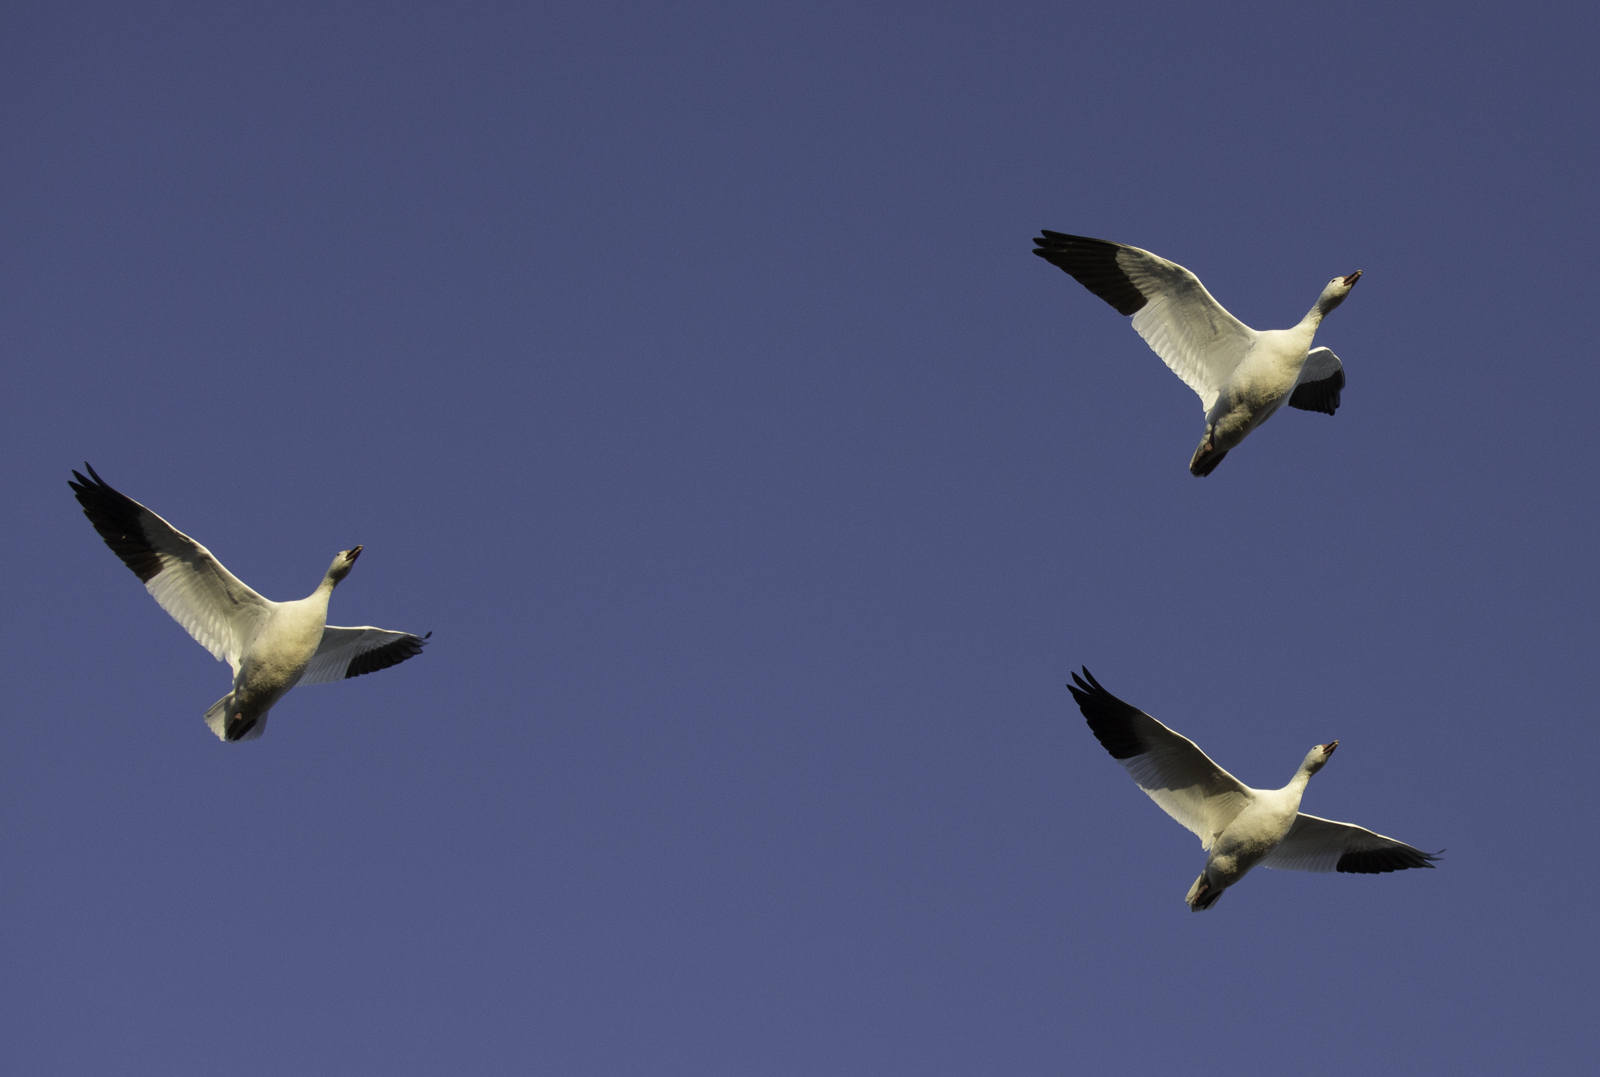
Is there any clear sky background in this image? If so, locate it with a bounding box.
[4,2,1597,1073]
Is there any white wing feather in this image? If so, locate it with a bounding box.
[141,534,273,672]
[71,468,273,673]
[1118,727,1253,851]
[1070,671,1253,851]
[1118,247,1258,413]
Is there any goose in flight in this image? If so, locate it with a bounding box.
[1068,668,1437,910]
[1032,232,1361,476]
[69,464,429,742]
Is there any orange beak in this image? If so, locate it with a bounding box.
[1343,270,1362,286]
[345,545,363,562]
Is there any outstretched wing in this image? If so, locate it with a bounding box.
[295,627,431,686]
[1068,668,1252,850]
[69,464,272,672]
[1260,812,1440,874]
[1033,232,1258,413]
[1287,347,1345,415]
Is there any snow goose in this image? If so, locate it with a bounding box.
[1068,668,1437,910]
[70,464,429,742]
[1032,232,1361,476]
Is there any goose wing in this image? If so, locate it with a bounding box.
[1260,812,1440,873]
[69,465,271,672]
[295,627,431,686]
[1068,668,1252,850]
[1033,232,1258,413]
[1287,347,1345,415]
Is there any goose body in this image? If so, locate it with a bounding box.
[70,465,429,742]
[1068,669,1438,910]
[1032,232,1360,476]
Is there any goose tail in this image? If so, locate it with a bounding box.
[1189,439,1230,477]
[204,694,268,742]
[1185,872,1225,911]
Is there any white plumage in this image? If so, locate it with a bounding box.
[1033,232,1360,476]
[1068,668,1438,910]
[70,465,429,742]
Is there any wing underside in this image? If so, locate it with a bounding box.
[1288,347,1345,415]
[69,465,271,670]
[296,626,431,686]
[1033,232,1258,412]
[1261,812,1440,874]
[1068,668,1252,849]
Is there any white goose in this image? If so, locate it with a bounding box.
[70,465,429,742]
[1033,232,1361,476]
[1069,669,1438,910]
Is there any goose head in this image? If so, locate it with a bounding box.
[1316,270,1362,315]
[1302,740,1339,775]
[327,545,363,585]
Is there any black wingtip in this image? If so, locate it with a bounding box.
[1066,666,1092,702]
[69,464,166,583]
[344,632,431,679]
[1067,666,1098,698]
[68,462,112,494]
[1287,369,1345,415]
[1067,666,1146,761]
[1335,845,1444,874]
[1030,232,1149,316]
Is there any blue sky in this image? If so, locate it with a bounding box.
[4,2,1597,1073]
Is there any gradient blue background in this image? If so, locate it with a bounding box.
[4,2,1596,1073]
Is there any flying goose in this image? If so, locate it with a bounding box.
[70,465,429,742]
[1068,669,1437,910]
[1032,232,1361,476]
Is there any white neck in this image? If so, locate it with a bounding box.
[1305,283,1349,326]
[1283,758,1323,800]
